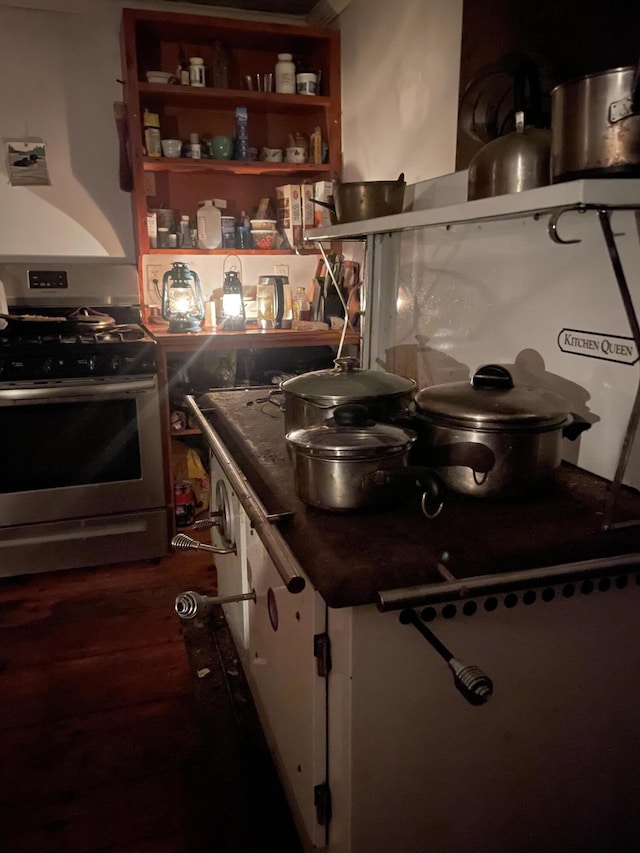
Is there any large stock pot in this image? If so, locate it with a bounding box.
[551,64,640,181]
[413,364,591,499]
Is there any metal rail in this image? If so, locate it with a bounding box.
[184,395,306,594]
[377,552,640,611]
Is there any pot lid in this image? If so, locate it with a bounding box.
[281,357,416,402]
[415,364,571,430]
[286,404,416,459]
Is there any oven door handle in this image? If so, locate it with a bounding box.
[0,377,157,403]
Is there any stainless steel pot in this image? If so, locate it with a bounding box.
[286,405,442,513]
[413,364,591,499]
[272,356,416,433]
[467,113,551,200]
[467,60,551,200]
[311,174,406,224]
[551,64,640,181]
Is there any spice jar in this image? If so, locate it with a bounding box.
[189,57,205,87]
[275,53,295,93]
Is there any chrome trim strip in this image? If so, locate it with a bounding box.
[377,553,640,611]
[185,395,305,594]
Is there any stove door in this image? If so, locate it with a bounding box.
[246,530,328,852]
[0,378,164,526]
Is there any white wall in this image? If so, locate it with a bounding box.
[339,0,463,183]
[0,2,134,259]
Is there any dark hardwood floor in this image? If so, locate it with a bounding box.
[0,542,303,853]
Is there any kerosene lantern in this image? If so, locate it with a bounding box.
[161,262,205,333]
[220,266,246,331]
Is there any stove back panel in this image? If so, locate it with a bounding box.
[0,262,140,308]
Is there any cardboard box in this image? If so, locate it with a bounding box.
[313,181,333,228]
[301,183,315,234]
[276,184,302,249]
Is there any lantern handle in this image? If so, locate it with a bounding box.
[223,253,243,280]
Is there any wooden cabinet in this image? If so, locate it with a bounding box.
[120,7,342,258]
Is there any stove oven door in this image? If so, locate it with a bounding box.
[246,528,328,852]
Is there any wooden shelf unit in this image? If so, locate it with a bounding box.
[120,7,342,258]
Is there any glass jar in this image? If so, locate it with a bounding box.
[143,110,161,158]
[210,40,229,88]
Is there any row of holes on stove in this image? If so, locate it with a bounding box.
[423,572,639,622]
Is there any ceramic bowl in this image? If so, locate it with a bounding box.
[146,71,176,84]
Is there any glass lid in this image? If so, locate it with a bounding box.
[281,356,416,402]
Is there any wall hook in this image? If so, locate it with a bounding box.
[547,206,583,244]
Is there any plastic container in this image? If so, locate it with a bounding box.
[143,110,161,158]
[196,200,222,249]
[221,216,236,248]
[296,72,318,95]
[251,229,278,249]
[174,481,195,528]
[275,53,296,94]
[189,132,201,159]
[189,57,205,87]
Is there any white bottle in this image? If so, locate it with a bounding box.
[189,132,201,159]
[275,53,295,94]
[197,200,222,249]
[189,57,205,87]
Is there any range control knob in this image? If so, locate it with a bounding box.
[109,355,121,374]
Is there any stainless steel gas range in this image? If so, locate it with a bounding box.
[0,263,168,577]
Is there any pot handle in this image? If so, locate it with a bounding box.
[333,403,371,426]
[471,364,514,390]
[608,58,640,122]
[562,412,592,441]
[370,466,444,519]
[310,198,336,213]
[267,388,286,412]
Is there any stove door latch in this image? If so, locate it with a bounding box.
[313,632,332,678]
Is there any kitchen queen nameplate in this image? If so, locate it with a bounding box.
[558,328,638,365]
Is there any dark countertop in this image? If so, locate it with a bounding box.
[197,388,640,609]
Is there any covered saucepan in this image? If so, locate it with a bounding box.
[271,356,416,433]
[413,364,591,499]
[286,404,443,514]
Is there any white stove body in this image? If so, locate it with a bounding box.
[208,450,328,851]
[206,425,640,853]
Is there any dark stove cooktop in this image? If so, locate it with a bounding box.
[0,306,157,380]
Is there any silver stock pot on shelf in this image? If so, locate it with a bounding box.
[412,364,591,499]
[269,356,416,433]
